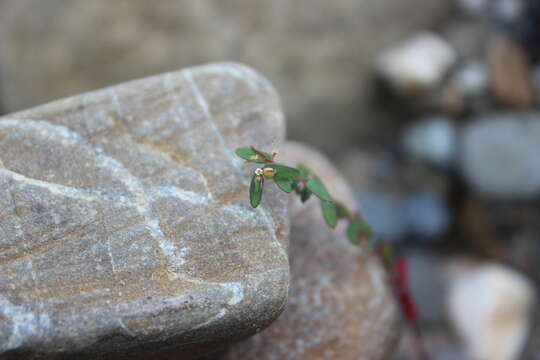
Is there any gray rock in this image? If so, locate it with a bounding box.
[213,142,400,360]
[452,61,489,97]
[0,63,290,359]
[0,0,453,152]
[461,113,540,198]
[404,191,450,239]
[402,116,458,167]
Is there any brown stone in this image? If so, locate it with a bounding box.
[488,38,536,107]
[212,142,400,360]
[0,63,290,359]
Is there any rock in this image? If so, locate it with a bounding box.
[453,61,489,97]
[402,116,458,167]
[356,191,408,242]
[403,191,450,239]
[212,142,400,360]
[488,37,536,107]
[0,0,453,152]
[460,113,540,198]
[447,263,535,360]
[406,250,446,325]
[376,32,457,94]
[0,63,291,359]
[458,0,525,22]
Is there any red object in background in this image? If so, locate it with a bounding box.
[394,257,419,325]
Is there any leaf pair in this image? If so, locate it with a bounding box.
[235,147,272,163]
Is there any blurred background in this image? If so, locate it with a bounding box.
[0,0,539,359]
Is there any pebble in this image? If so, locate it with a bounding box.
[461,113,540,198]
[402,116,457,167]
[376,32,457,94]
[447,263,535,360]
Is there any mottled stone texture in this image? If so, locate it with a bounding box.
[212,142,400,360]
[0,0,452,151]
[0,63,290,359]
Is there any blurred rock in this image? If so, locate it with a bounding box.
[461,113,540,198]
[213,142,400,360]
[357,191,408,242]
[407,250,446,325]
[457,0,525,22]
[402,116,457,167]
[438,61,490,115]
[454,61,489,97]
[404,191,451,239]
[0,0,453,152]
[357,190,450,242]
[376,32,457,95]
[0,63,291,359]
[447,263,535,360]
[488,37,536,107]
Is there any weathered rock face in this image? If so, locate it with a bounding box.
[212,142,400,360]
[0,63,290,359]
[0,0,452,151]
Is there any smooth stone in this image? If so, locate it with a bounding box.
[460,113,540,198]
[0,63,290,359]
[402,116,457,167]
[376,32,457,94]
[212,142,400,360]
[0,0,453,151]
[447,263,535,360]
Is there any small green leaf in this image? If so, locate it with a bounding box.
[249,174,264,208]
[321,201,338,229]
[250,146,273,161]
[335,202,350,219]
[306,177,332,201]
[235,148,266,163]
[297,164,311,179]
[300,186,312,202]
[274,177,293,193]
[266,165,300,181]
[346,218,372,244]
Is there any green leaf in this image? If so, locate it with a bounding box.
[297,163,311,179]
[346,218,373,244]
[250,146,273,161]
[266,164,300,181]
[306,177,332,201]
[274,177,293,193]
[300,186,312,202]
[335,202,350,219]
[249,175,264,208]
[321,201,338,229]
[235,148,266,163]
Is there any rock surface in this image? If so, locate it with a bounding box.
[0,0,452,151]
[0,63,290,359]
[211,142,400,360]
[460,113,540,198]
